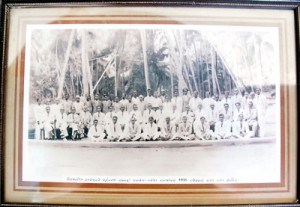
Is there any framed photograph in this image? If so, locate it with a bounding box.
[1,1,299,206]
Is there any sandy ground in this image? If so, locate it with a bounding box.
[23,142,280,183]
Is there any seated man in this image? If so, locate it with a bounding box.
[143,103,156,124]
[193,115,212,140]
[67,106,80,140]
[143,116,160,141]
[159,116,177,141]
[232,101,244,121]
[88,119,106,142]
[194,102,206,121]
[121,117,143,142]
[206,102,218,132]
[105,105,117,126]
[181,105,195,123]
[244,100,258,137]
[172,115,194,141]
[223,103,233,122]
[106,116,123,142]
[155,104,167,127]
[170,104,181,127]
[55,106,68,139]
[136,95,146,113]
[129,104,143,126]
[116,104,130,131]
[213,113,232,140]
[93,105,105,127]
[42,105,55,140]
[232,113,254,139]
[80,105,92,138]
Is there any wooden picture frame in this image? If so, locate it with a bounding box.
[0,0,299,206]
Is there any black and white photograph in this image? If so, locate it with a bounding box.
[23,24,281,184]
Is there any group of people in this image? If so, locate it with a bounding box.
[32,87,268,142]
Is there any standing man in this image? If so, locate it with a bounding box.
[131,90,139,104]
[62,93,72,114]
[221,91,232,110]
[136,95,146,114]
[182,88,191,111]
[171,90,183,112]
[34,98,45,140]
[101,94,111,114]
[112,96,121,112]
[84,94,93,113]
[144,88,154,106]
[255,87,267,136]
[203,91,213,111]
[152,91,163,111]
[189,91,201,112]
[73,95,84,115]
[231,88,243,109]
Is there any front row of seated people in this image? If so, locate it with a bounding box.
[36,99,258,141]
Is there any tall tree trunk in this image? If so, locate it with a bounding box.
[58,29,75,98]
[55,39,61,81]
[193,41,201,95]
[215,53,221,95]
[170,67,174,97]
[81,30,92,97]
[205,43,211,95]
[211,46,217,95]
[115,55,118,96]
[166,30,187,95]
[140,30,150,90]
